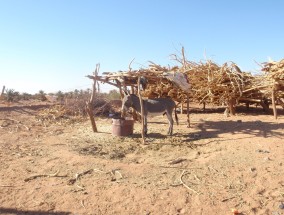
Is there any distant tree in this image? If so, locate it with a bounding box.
[36,90,47,101]
[79,89,84,97]
[74,89,79,98]
[21,92,32,100]
[5,89,20,102]
[66,91,74,99]
[107,89,120,100]
[56,91,65,102]
[86,88,91,94]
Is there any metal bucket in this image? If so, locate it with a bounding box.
[112,118,134,136]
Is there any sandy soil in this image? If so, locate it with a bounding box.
[0,101,284,215]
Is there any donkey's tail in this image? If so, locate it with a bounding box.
[174,106,179,125]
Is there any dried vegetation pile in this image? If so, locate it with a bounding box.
[261,59,284,98]
[184,61,247,106]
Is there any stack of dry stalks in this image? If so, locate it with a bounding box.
[262,59,284,80]
[184,61,246,108]
[241,74,268,100]
[142,63,187,102]
[261,59,284,97]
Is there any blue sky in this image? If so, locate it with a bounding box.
[0,0,284,93]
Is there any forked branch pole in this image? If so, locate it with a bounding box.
[86,100,97,132]
[86,64,100,132]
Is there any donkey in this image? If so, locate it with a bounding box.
[121,93,178,136]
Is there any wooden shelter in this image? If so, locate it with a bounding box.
[86,62,192,141]
[86,52,284,141]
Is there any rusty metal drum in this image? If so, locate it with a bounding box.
[112,118,134,136]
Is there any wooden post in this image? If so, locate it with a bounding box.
[271,86,277,119]
[186,93,190,128]
[86,100,97,132]
[203,102,206,111]
[131,86,138,121]
[86,64,99,132]
[137,77,145,144]
[228,99,236,116]
[245,102,249,110]
[180,103,183,114]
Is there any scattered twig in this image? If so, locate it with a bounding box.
[221,196,237,202]
[171,170,199,194]
[159,165,202,170]
[21,124,30,131]
[179,170,199,194]
[76,184,85,191]
[68,169,93,185]
[24,170,66,182]
[168,158,187,165]
[208,165,219,173]
[80,200,86,209]
[194,174,201,182]
[0,185,15,187]
[68,168,107,185]
[110,169,123,181]
[94,168,107,174]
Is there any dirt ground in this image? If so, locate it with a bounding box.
[0,101,284,215]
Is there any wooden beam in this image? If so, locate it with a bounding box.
[239,97,262,103]
[87,75,120,88]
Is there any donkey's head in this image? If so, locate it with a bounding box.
[121,91,137,113]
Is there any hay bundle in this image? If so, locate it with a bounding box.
[261,59,284,94]
[262,59,284,81]
[185,61,246,107]
[241,74,269,100]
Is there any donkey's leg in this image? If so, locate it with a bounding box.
[166,111,174,135]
